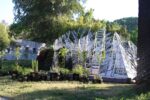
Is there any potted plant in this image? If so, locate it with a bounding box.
[92,74,103,84]
[72,64,84,81]
[80,68,90,83]
[59,67,70,80]
[48,67,60,81]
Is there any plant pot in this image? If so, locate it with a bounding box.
[28,72,40,81]
[67,73,73,81]
[48,72,59,81]
[39,73,47,81]
[59,73,66,81]
[11,71,20,80]
[73,73,80,81]
[80,75,89,83]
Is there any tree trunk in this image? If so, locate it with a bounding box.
[137,0,150,86]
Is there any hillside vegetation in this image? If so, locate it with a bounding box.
[114,17,138,44]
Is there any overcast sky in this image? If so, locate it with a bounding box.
[0,0,138,24]
[85,0,138,21]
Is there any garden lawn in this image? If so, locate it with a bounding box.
[0,76,150,100]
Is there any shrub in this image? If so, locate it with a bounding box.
[32,60,38,72]
[17,67,33,75]
[59,68,70,75]
[83,68,90,77]
[50,67,60,73]
[72,64,84,76]
[0,64,16,73]
[93,74,103,83]
[1,60,32,68]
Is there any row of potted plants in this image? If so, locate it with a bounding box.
[10,71,102,83]
[9,64,103,83]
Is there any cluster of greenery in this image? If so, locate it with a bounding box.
[0,23,10,51]
[51,64,89,77]
[114,17,138,33]
[0,1,138,53]
[10,0,106,44]
[114,17,138,44]
[0,60,35,75]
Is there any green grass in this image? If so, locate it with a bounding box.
[0,76,150,100]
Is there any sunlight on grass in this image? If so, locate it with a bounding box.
[0,76,139,100]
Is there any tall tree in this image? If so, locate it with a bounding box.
[12,0,84,43]
[0,23,10,51]
[137,0,150,87]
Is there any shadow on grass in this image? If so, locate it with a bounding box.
[13,84,138,100]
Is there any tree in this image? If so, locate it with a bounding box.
[58,47,68,67]
[114,17,138,44]
[114,17,138,33]
[81,50,87,68]
[0,23,10,51]
[12,0,84,43]
[130,28,138,45]
[137,0,150,88]
[0,23,9,69]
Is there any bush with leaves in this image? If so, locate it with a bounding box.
[59,68,70,75]
[32,60,38,72]
[58,47,68,68]
[17,66,33,75]
[0,23,10,51]
[72,64,84,76]
[50,67,60,73]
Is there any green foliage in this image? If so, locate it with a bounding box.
[50,67,60,73]
[97,50,106,65]
[102,50,106,60]
[106,22,130,40]
[130,28,138,44]
[83,68,90,77]
[114,17,138,33]
[0,51,5,58]
[59,68,70,75]
[114,17,138,44]
[58,47,68,67]
[0,64,16,73]
[12,0,84,43]
[81,51,87,62]
[32,60,38,72]
[15,47,20,60]
[17,67,33,75]
[72,64,84,75]
[106,22,122,33]
[59,48,68,58]
[80,50,87,67]
[11,0,107,43]
[93,74,102,80]
[0,60,33,74]
[0,23,10,51]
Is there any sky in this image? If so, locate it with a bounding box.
[0,0,138,25]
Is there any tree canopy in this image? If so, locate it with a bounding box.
[114,17,138,44]
[114,17,138,33]
[0,23,10,51]
[11,0,85,43]
[11,0,137,44]
[11,0,107,44]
